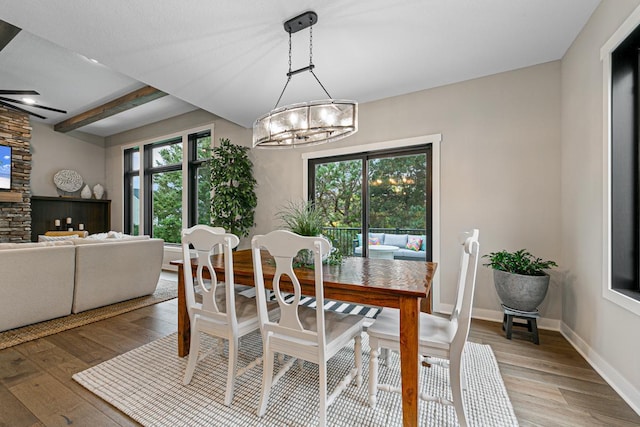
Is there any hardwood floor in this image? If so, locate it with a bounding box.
[1,296,638,426]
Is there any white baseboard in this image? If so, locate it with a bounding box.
[440,301,640,415]
[560,323,640,415]
[437,304,562,330]
[439,303,640,414]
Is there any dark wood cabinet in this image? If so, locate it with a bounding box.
[30,196,111,242]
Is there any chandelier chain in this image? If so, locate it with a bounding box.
[273,15,332,109]
[274,31,293,109]
[308,23,332,98]
[309,25,313,66]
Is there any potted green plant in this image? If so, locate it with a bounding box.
[483,249,557,312]
[276,200,341,266]
[208,138,257,238]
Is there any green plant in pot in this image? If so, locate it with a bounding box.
[483,249,557,312]
[207,138,257,238]
[276,200,342,266]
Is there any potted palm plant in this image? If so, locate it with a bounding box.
[276,200,341,266]
[483,249,557,312]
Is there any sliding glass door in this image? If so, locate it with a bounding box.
[309,146,432,261]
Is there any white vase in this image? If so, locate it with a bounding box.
[93,183,104,199]
[80,184,92,199]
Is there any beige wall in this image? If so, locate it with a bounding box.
[22,2,640,412]
[561,0,640,411]
[252,61,563,323]
[30,121,106,197]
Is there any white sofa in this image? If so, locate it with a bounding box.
[72,237,164,313]
[0,241,76,331]
[0,236,164,332]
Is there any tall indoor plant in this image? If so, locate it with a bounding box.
[483,249,557,312]
[208,138,257,238]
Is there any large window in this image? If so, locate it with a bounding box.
[603,14,640,314]
[309,146,432,261]
[188,130,212,226]
[123,148,140,235]
[144,137,183,243]
[609,25,640,301]
[123,127,213,244]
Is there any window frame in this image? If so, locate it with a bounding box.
[143,136,183,239]
[121,124,214,244]
[123,147,139,235]
[302,134,442,310]
[308,145,432,260]
[187,129,212,227]
[601,8,640,316]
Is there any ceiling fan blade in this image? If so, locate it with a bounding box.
[0,99,47,119]
[0,97,66,114]
[0,19,20,52]
[0,90,40,95]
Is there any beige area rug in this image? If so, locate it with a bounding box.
[0,278,177,350]
[73,331,519,427]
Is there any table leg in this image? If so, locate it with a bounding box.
[399,296,420,427]
[177,264,190,357]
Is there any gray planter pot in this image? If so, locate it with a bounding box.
[493,269,550,312]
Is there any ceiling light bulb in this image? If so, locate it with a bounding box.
[22,97,36,104]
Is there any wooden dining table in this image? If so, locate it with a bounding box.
[171,249,436,427]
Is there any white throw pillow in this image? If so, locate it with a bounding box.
[86,232,109,240]
[38,235,77,242]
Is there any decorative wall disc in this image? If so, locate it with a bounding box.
[53,169,83,192]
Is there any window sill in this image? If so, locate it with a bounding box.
[615,288,640,302]
[604,287,640,317]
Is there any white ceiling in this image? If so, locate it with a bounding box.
[0,0,600,137]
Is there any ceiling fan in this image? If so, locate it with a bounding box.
[0,20,67,119]
[0,90,67,119]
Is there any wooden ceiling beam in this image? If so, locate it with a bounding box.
[54,85,167,133]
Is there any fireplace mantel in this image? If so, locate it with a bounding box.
[0,192,23,203]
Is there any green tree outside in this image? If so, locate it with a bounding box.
[151,144,183,243]
[313,153,427,255]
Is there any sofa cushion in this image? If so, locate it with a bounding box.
[384,234,408,247]
[408,234,427,251]
[44,230,88,238]
[71,237,163,313]
[38,234,78,242]
[0,240,74,250]
[86,232,109,240]
[394,248,427,260]
[73,235,150,245]
[406,236,423,251]
[368,236,381,245]
[0,244,75,331]
[369,233,384,244]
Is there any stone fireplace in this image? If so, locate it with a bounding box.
[0,106,31,242]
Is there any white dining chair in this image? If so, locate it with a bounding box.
[367,229,480,427]
[181,224,278,406]
[251,230,364,427]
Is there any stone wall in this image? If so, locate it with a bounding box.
[0,106,31,242]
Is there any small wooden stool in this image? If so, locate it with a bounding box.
[501,304,540,345]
